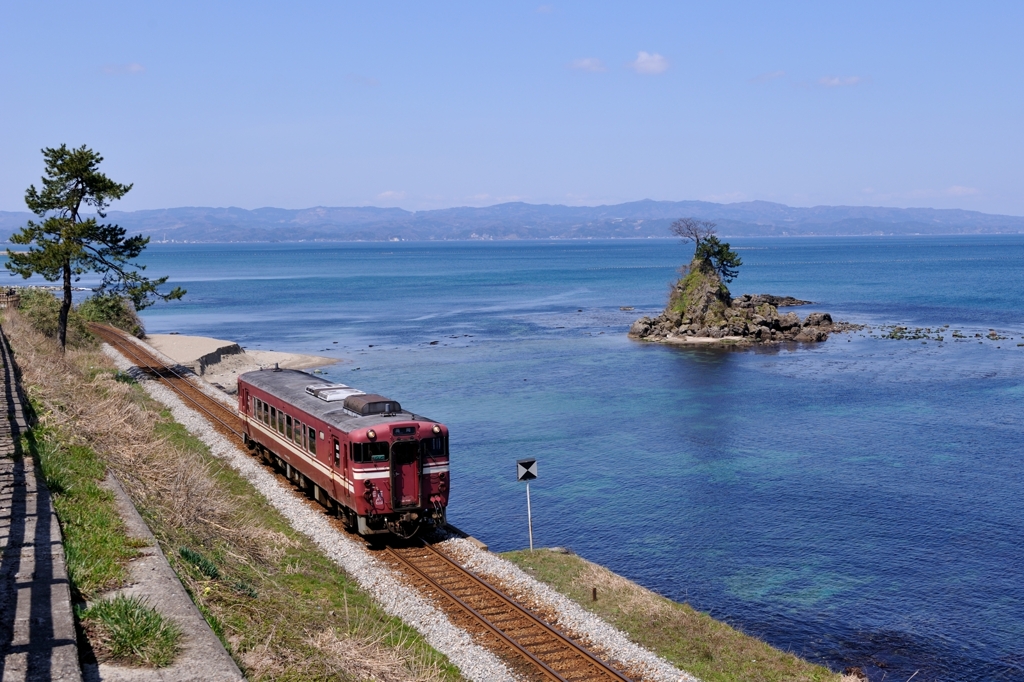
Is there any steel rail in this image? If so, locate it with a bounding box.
[90,324,244,438]
[384,545,568,682]
[387,541,632,681]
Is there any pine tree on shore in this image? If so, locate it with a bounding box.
[6,145,184,349]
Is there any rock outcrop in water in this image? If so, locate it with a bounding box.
[629,259,845,345]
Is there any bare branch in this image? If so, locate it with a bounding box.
[669,217,718,246]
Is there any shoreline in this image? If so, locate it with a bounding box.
[144,333,339,393]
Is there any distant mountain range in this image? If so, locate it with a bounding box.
[2,200,1023,242]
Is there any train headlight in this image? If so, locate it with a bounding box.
[367,429,377,441]
[432,424,441,435]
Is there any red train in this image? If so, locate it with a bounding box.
[237,368,449,537]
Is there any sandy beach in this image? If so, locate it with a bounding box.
[145,333,338,393]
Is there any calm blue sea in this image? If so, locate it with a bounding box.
[13,236,1024,681]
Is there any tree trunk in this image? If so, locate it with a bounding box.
[58,259,72,351]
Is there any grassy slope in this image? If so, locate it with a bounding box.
[5,311,461,681]
[24,423,144,596]
[503,550,846,682]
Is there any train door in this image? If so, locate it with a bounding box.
[390,441,420,510]
[332,437,342,499]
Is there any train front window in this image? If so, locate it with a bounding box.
[352,442,389,463]
[421,436,448,462]
[393,441,418,465]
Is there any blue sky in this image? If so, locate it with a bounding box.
[1,2,1021,214]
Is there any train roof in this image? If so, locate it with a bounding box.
[239,368,438,433]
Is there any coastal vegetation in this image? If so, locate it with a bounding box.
[504,549,853,682]
[15,287,145,346]
[3,308,459,680]
[5,144,182,349]
[670,217,743,283]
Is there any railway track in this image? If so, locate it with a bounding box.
[93,324,634,682]
[89,323,244,440]
[384,541,632,682]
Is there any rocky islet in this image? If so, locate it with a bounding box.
[629,259,852,345]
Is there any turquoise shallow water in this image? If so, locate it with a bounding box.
[13,236,1023,681]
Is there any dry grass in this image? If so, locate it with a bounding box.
[504,549,860,682]
[4,311,460,682]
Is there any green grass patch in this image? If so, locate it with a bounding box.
[503,549,843,682]
[79,594,183,667]
[24,425,142,597]
[179,547,220,579]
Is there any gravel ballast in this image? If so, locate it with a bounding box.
[439,537,699,682]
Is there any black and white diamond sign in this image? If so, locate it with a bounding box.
[516,458,538,481]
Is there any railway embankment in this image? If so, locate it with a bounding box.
[1,310,461,681]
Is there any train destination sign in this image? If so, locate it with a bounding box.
[517,458,538,481]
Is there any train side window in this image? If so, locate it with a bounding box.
[333,439,340,467]
[278,411,285,435]
[295,420,303,446]
[308,427,316,455]
[286,415,292,440]
[262,401,267,424]
[270,407,277,429]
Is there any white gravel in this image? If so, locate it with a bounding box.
[103,345,518,682]
[438,537,700,682]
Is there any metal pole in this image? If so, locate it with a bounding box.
[526,481,534,551]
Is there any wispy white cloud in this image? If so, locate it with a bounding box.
[569,57,606,73]
[102,63,145,75]
[376,190,406,201]
[627,51,669,75]
[702,192,747,203]
[464,193,525,205]
[861,185,982,202]
[818,75,864,88]
[346,74,380,87]
[749,70,785,84]
[944,185,980,197]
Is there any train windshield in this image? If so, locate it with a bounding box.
[421,436,448,461]
[352,442,389,463]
